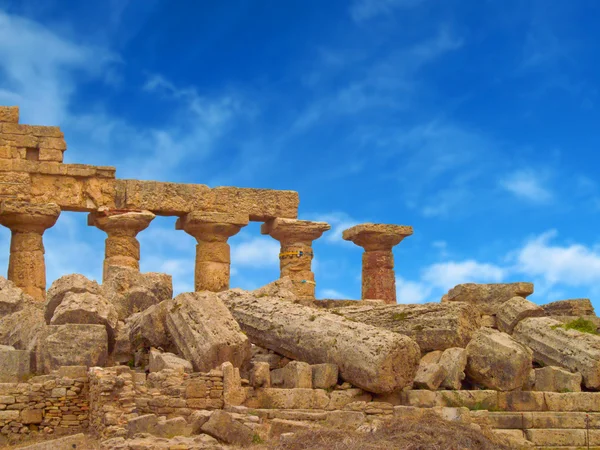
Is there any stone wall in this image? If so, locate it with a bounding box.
[0,366,89,446]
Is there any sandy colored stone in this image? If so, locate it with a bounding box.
[534,366,582,393]
[0,347,31,382]
[311,363,339,389]
[543,298,595,316]
[219,290,420,394]
[20,409,43,424]
[102,265,173,320]
[513,317,600,389]
[496,296,545,334]
[413,362,447,390]
[283,361,312,388]
[165,291,251,372]
[37,324,108,373]
[342,223,413,304]
[0,276,27,316]
[325,302,480,352]
[439,347,467,390]
[0,201,60,301]
[110,320,133,365]
[442,282,534,315]
[262,218,330,299]
[465,328,532,391]
[148,348,192,373]
[251,362,270,388]
[45,274,103,324]
[127,414,158,438]
[201,410,254,446]
[0,106,19,123]
[125,300,173,352]
[50,291,118,350]
[0,300,46,354]
[421,350,443,364]
[253,276,300,302]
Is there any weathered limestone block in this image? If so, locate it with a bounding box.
[253,276,299,302]
[543,298,595,316]
[37,324,108,373]
[283,361,312,389]
[165,292,251,372]
[250,362,270,388]
[50,291,118,350]
[496,296,545,334]
[311,363,339,389]
[325,302,480,352]
[176,211,248,292]
[249,388,331,409]
[126,301,173,351]
[439,347,467,390]
[513,317,600,389]
[442,282,534,315]
[262,218,330,299]
[0,106,19,123]
[201,410,254,446]
[342,223,413,304]
[413,362,447,390]
[110,321,133,365]
[127,414,158,438]
[148,348,193,373]
[268,418,312,438]
[45,274,103,324]
[534,366,582,392]
[465,328,532,391]
[0,276,27,316]
[20,409,43,424]
[0,347,30,381]
[421,350,443,364]
[0,201,60,301]
[325,411,366,431]
[219,292,420,394]
[0,300,46,352]
[102,266,173,320]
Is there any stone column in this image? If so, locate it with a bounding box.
[0,202,60,301]
[261,218,330,299]
[87,209,155,282]
[342,223,413,304]
[176,211,249,292]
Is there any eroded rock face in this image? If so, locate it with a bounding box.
[219,291,420,394]
[513,317,600,389]
[442,282,534,315]
[465,328,532,391]
[439,347,467,390]
[322,302,480,352]
[102,266,173,320]
[165,291,251,372]
[36,324,108,373]
[496,296,545,334]
[126,301,173,352]
[0,276,27,316]
[543,299,595,316]
[45,274,103,324]
[0,300,46,353]
[148,348,193,373]
[534,366,582,393]
[253,277,300,303]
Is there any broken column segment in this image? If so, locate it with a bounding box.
[342,223,413,304]
[0,201,60,301]
[219,291,420,394]
[88,209,155,282]
[176,211,248,292]
[261,218,330,299]
[442,282,534,315]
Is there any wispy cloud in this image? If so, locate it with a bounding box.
[319,288,350,299]
[350,0,424,23]
[231,237,280,269]
[499,169,553,204]
[308,212,360,244]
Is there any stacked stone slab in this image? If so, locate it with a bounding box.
[219,291,420,394]
[442,282,534,315]
[496,296,545,334]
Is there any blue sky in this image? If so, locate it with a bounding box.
[1,0,600,311]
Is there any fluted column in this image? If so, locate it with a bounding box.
[342,223,413,304]
[176,211,249,292]
[0,201,60,301]
[88,209,155,282]
[261,218,330,299]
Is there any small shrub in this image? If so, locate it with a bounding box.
[552,317,599,335]
[309,315,317,321]
[392,312,408,321]
[252,433,264,444]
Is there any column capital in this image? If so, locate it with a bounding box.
[87,209,155,236]
[0,201,60,232]
[342,223,413,251]
[176,211,249,241]
[261,218,330,243]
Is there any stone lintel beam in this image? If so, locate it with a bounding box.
[88,209,155,281]
[261,218,330,299]
[176,211,249,292]
[342,223,413,304]
[0,201,60,301]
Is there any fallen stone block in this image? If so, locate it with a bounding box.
[250,362,270,388]
[0,276,26,316]
[201,410,254,446]
[421,350,443,364]
[148,348,193,373]
[220,292,420,394]
[0,301,46,352]
[543,298,595,316]
[166,292,251,372]
[513,317,600,389]
[36,324,108,373]
[16,433,88,450]
[127,414,158,438]
[268,418,312,438]
[311,363,338,389]
[534,366,582,393]
[283,361,312,388]
[45,274,102,324]
[126,301,173,352]
[439,347,467,390]
[270,367,285,387]
[465,328,532,391]
[442,282,534,315]
[0,347,30,382]
[413,362,447,390]
[110,321,133,365]
[253,276,299,302]
[103,266,173,320]
[156,416,193,438]
[496,296,545,334]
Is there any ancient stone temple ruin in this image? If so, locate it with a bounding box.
[1,106,600,449]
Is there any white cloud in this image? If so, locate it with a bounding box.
[422,260,506,291]
[309,212,360,244]
[396,276,432,303]
[319,288,350,299]
[230,237,280,269]
[499,170,553,204]
[350,0,424,22]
